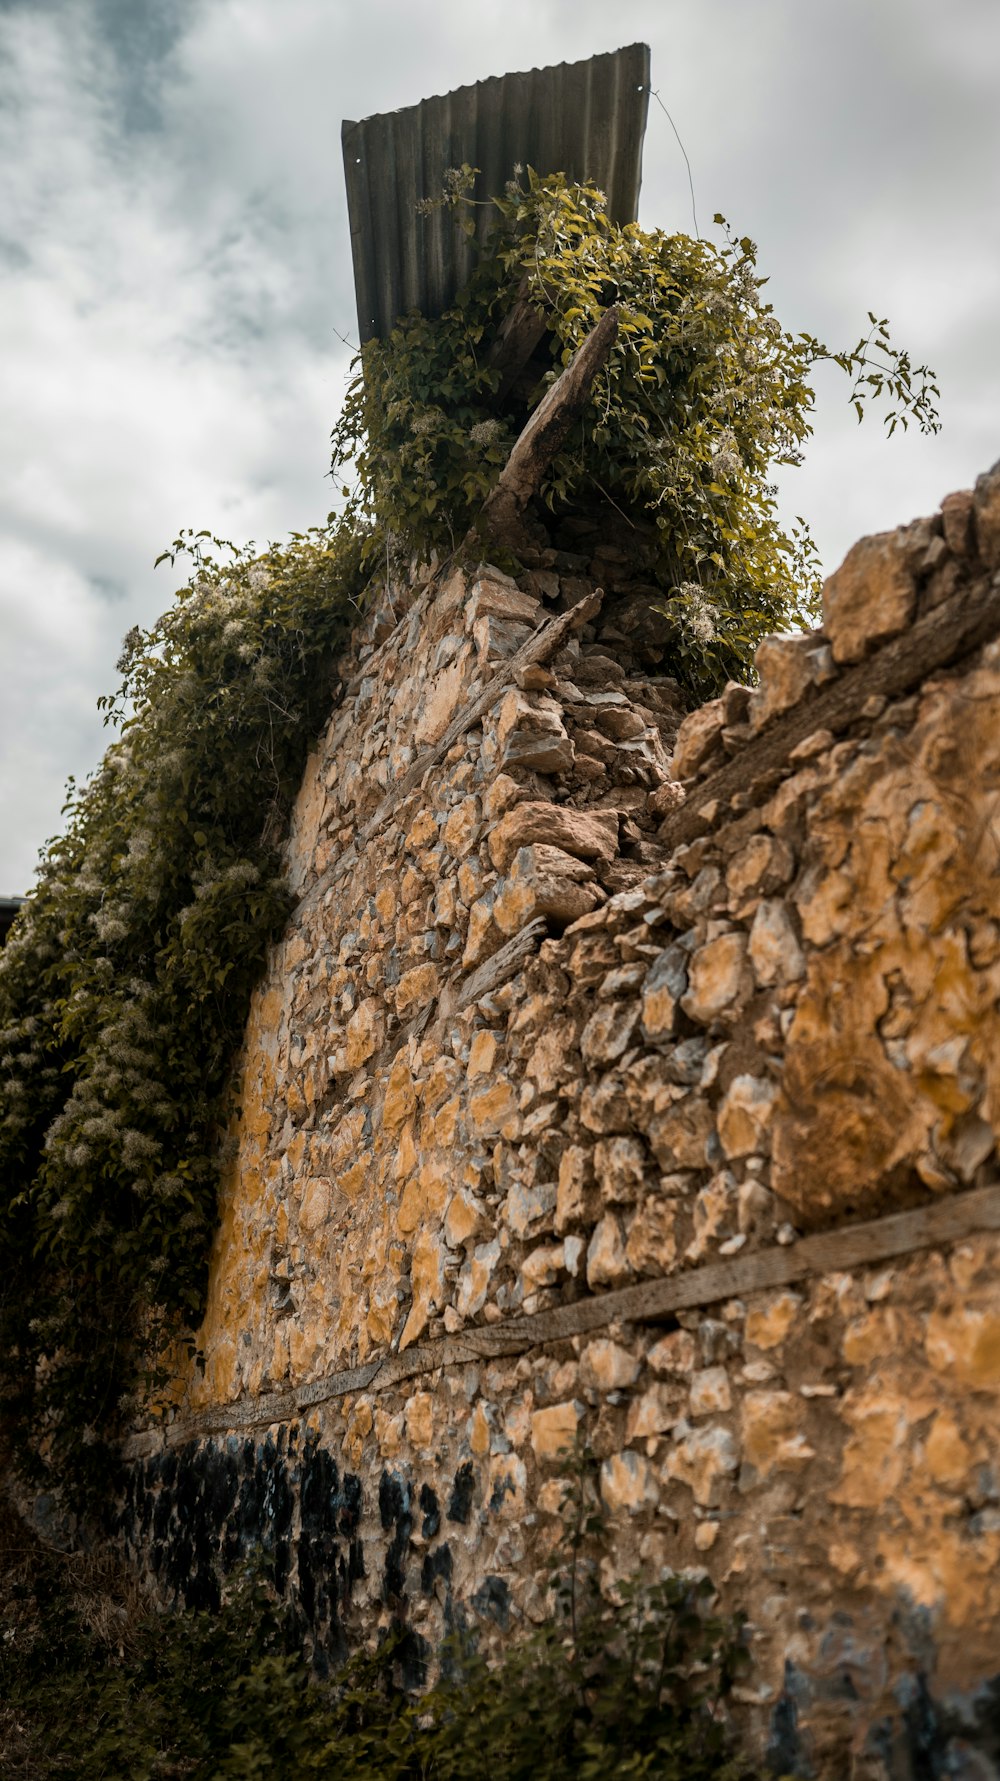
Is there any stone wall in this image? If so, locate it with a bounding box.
[123,463,1000,1778]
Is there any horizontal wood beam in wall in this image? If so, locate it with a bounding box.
[660,567,1000,853]
[125,1179,1000,1458]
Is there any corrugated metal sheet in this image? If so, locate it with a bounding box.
[342,44,650,345]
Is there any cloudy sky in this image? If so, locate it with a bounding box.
[1,0,997,893]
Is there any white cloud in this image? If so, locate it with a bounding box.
[0,0,997,887]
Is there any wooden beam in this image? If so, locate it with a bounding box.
[660,568,1000,853]
[476,307,619,549]
[125,1180,1000,1455]
[486,276,550,406]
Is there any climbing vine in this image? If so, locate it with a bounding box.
[333,168,939,694]
[0,174,938,1503]
[0,525,366,1501]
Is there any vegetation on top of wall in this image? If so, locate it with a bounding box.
[0,173,938,1508]
[333,167,940,696]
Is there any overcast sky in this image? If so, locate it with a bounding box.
[1,0,997,893]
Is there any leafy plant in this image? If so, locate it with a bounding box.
[1,1471,767,1780]
[0,525,365,1503]
[333,168,939,694]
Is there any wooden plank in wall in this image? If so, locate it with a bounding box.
[127,1181,1000,1455]
[659,567,1000,852]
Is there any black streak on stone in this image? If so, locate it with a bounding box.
[471,1574,510,1631]
[766,1667,812,1779]
[378,1469,412,1603]
[900,1673,949,1781]
[421,1542,453,1597]
[447,1462,474,1525]
[419,1483,440,1540]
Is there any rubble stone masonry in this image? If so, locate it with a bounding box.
[123,463,1000,1777]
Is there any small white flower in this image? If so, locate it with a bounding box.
[469,418,503,448]
[676,583,718,644]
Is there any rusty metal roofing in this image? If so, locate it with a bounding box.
[342,43,650,345]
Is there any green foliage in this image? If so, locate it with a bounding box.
[0,524,365,1500]
[0,169,939,1505]
[333,168,939,695]
[1,1492,767,1781]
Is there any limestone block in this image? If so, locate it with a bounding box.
[488,801,619,873]
[298,1176,334,1235]
[506,1177,557,1238]
[473,615,532,662]
[413,652,470,745]
[670,698,725,782]
[441,796,482,856]
[579,1339,641,1391]
[461,895,497,967]
[343,997,385,1070]
[525,1018,580,1094]
[455,1238,501,1320]
[466,576,541,625]
[750,632,836,731]
[646,1095,714,1172]
[600,1451,658,1512]
[717,1074,777,1159]
[493,845,603,934]
[625,1381,685,1439]
[395,962,439,1019]
[939,487,976,558]
[555,1145,597,1233]
[745,1291,801,1351]
[926,1305,1000,1393]
[663,1423,739,1505]
[742,1391,815,1475]
[822,530,917,664]
[648,1329,697,1375]
[443,1187,490,1250]
[530,1399,581,1462]
[640,944,688,1039]
[594,705,648,741]
[689,1367,732,1417]
[682,932,751,1024]
[398,1227,451,1348]
[974,459,1000,567]
[467,1078,520,1140]
[579,1001,639,1068]
[593,1136,647,1204]
[830,1387,911,1509]
[404,1390,434,1450]
[586,1213,630,1288]
[488,1452,527,1517]
[520,1243,565,1293]
[624,1199,677,1274]
[748,899,804,987]
[727,835,795,903]
[687,1171,738,1261]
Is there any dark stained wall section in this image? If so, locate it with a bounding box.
[342,43,650,343]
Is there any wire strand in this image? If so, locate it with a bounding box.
[648,87,700,241]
